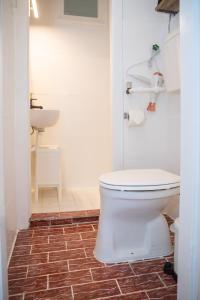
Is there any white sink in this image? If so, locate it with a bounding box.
[30,109,60,129]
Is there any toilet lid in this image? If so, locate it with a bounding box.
[100,169,180,191]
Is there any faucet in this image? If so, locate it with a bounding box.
[30,96,43,109]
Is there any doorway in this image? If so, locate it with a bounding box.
[29,0,112,214]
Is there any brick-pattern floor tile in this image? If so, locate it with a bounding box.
[31,242,66,254]
[8,214,177,299]
[158,271,177,286]
[9,295,24,300]
[8,266,28,281]
[9,253,48,267]
[72,280,120,300]
[85,247,94,257]
[9,276,47,294]
[17,230,33,239]
[12,246,31,256]
[30,220,51,227]
[147,286,177,299]
[15,236,48,246]
[49,269,92,288]
[28,261,69,277]
[49,233,81,243]
[131,258,166,275]
[49,249,86,262]
[117,274,164,293]
[67,239,96,250]
[64,224,94,234]
[91,264,134,281]
[99,292,148,299]
[80,231,97,239]
[68,257,104,271]
[24,287,72,300]
[33,227,64,237]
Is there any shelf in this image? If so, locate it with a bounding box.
[126,86,166,95]
[156,0,179,14]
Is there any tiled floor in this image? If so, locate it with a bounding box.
[31,188,100,214]
[8,219,177,299]
[30,210,100,227]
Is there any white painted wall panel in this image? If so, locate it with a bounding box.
[122,0,180,176]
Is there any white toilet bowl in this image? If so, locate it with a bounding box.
[94,169,180,263]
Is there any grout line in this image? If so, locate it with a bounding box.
[71,285,74,300]
[9,254,93,270]
[83,248,87,258]
[128,262,136,275]
[9,274,49,286]
[89,268,94,281]
[26,265,29,279]
[144,290,150,300]
[47,274,49,289]
[157,272,167,288]
[22,267,98,279]
[92,224,95,231]
[115,279,123,295]
[11,293,25,299]
[67,259,70,273]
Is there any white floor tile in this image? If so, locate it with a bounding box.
[31,187,100,213]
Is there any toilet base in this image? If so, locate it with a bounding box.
[94,187,175,263]
[94,214,173,263]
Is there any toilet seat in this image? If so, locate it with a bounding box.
[100,169,180,191]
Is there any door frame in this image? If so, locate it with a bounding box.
[178,0,200,299]
[13,0,30,230]
[0,0,8,297]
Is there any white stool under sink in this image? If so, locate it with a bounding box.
[94,169,180,263]
[35,145,62,204]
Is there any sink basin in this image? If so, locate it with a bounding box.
[30,109,60,129]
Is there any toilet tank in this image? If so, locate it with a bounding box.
[164,30,180,92]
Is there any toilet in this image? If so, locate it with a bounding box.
[94,169,180,263]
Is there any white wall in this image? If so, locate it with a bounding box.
[0,0,18,297]
[123,0,180,174]
[0,0,29,265]
[30,0,112,190]
[2,0,18,259]
[111,0,180,218]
